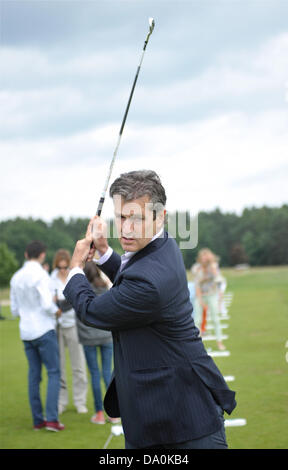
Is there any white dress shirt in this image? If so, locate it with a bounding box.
[10,260,58,341]
[67,228,164,284]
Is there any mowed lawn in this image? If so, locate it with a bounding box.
[1,266,288,449]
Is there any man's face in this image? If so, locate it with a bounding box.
[113,194,165,252]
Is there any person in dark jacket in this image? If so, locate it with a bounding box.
[77,262,120,425]
[64,170,236,449]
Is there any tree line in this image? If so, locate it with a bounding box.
[0,204,287,287]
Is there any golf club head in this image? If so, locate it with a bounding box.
[149,17,155,34]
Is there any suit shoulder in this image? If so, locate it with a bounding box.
[126,236,182,283]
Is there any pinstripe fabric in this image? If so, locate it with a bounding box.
[64,232,236,448]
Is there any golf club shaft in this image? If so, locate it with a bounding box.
[95,19,155,218]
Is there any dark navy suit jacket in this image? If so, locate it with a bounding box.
[64,232,236,448]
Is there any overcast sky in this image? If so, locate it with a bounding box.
[0,0,287,222]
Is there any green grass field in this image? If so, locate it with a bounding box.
[1,266,288,449]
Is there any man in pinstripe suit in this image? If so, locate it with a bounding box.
[63,170,236,449]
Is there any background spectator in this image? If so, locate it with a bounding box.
[77,261,119,425]
[193,248,226,350]
[50,249,88,415]
[10,241,64,431]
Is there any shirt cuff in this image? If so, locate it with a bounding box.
[94,246,113,265]
[67,267,85,283]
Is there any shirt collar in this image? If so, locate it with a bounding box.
[121,227,164,261]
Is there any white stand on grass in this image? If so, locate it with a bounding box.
[202,334,229,341]
[224,418,247,427]
[208,350,231,357]
[224,375,235,382]
[206,323,229,330]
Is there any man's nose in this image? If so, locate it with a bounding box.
[122,218,134,233]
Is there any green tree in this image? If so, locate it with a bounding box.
[1,204,287,270]
[0,218,48,265]
[0,243,19,287]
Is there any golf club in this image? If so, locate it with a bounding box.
[95,17,155,218]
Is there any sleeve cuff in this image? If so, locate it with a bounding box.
[67,267,85,283]
[93,246,113,265]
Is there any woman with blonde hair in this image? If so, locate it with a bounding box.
[193,248,226,351]
[50,249,88,414]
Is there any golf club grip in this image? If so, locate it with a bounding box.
[90,197,105,249]
[97,197,105,217]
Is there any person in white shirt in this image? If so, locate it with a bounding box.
[50,249,88,415]
[10,241,64,432]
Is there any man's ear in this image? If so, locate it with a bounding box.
[24,251,28,260]
[156,209,166,230]
[38,252,46,264]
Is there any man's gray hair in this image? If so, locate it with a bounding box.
[109,170,167,208]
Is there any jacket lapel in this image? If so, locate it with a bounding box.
[112,231,168,285]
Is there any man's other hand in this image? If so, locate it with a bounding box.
[70,217,109,270]
[90,216,109,256]
[70,218,96,269]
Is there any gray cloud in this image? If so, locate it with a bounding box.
[1,29,287,140]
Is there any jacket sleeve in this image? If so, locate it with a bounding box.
[96,250,121,284]
[63,273,160,331]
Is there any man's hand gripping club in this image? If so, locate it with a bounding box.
[70,216,109,270]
